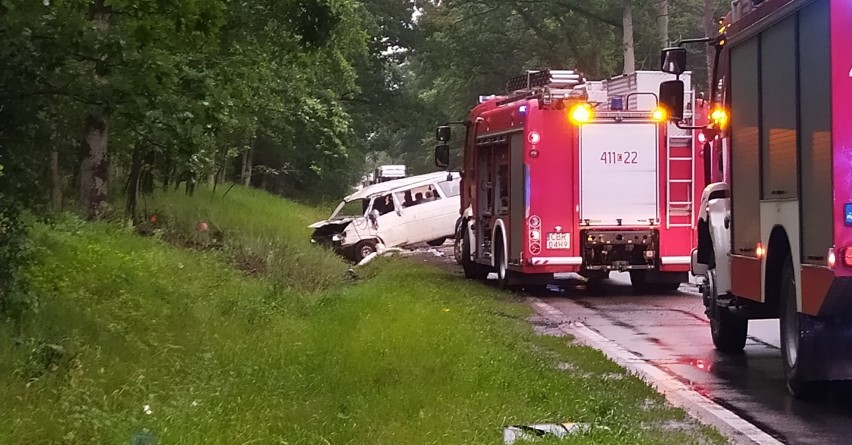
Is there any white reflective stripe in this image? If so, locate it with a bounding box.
[661,256,691,264]
[530,256,583,265]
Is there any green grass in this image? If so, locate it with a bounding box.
[143,184,348,295]
[0,186,726,444]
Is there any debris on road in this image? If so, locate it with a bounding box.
[503,423,591,444]
[426,248,445,257]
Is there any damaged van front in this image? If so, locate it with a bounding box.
[309,171,461,262]
[309,197,376,260]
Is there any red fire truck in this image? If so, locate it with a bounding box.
[659,0,852,397]
[434,69,706,291]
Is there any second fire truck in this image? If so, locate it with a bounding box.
[435,69,706,290]
[660,0,852,398]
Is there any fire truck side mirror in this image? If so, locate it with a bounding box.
[660,47,687,75]
[659,80,685,121]
[434,144,450,169]
[436,126,451,142]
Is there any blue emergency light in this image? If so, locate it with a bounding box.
[518,105,528,116]
[610,97,624,111]
[845,203,852,226]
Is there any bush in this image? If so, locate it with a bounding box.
[0,171,32,316]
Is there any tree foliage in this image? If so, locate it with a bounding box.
[361,0,731,174]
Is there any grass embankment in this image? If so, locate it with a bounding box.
[1,185,724,444]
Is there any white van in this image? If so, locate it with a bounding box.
[310,172,461,261]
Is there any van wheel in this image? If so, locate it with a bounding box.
[705,269,747,352]
[426,237,446,247]
[461,229,489,280]
[779,253,819,399]
[354,240,377,262]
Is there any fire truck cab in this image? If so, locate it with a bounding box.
[436,69,705,290]
[660,0,852,398]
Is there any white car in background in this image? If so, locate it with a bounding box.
[310,171,461,261]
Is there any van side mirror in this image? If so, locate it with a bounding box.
[436,126,451,142]
[659,80,685,121]
[660,47,687,75]
[435,144,450,168]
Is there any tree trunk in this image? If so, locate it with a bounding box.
[50,149,62,214]
[657,0,669,48]
[240,145,248,184]
[80,0,110,220]
[244,137,254,187]
[140,149,155,194]
[207,172,215,189]
[622,0,635,74]
[80,112,109,220]
[704,0,716,93]
[126,143,143,221]
[162,158,172,192]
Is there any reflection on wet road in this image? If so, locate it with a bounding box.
[540,273,852,445]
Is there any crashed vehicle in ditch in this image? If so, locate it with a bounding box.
[310,171,461,261]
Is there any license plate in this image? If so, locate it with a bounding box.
[546,233,570,249]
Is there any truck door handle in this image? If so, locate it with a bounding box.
[770,190,787,196]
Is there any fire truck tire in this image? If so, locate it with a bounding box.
[710,306,747,353]
[706,270,747,353]
[461,229,489,280]
[494,237,512,290]
[584,278,606,295]
[453,237,463,265]
[658,282,682,292]
[779,254,819,399]
[628,271,649,293]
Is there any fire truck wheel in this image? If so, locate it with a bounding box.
[658,282,682,293]
[354,240,377,262]
[779,254,819,399]
[453,237,463,265]
[495,239,511,290]
[461,229,489,280]
[628,271,649,293]
[706,270,747,353]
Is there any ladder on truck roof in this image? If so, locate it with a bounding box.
[665,89,696,228]
[499,69,586,105]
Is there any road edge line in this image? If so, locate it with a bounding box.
[529,298,783,445]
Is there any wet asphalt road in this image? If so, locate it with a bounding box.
[538,273,852,445]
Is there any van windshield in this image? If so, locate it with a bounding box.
[331,199,368,218]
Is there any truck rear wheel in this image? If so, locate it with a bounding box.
[629,270,648,293]
[461,228,489,280]
[779,254,819,399]
[658,282,682,292]
[494,237,512,290]
[706,269,747,353]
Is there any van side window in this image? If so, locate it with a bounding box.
[437,178,461,197]
[372,194,395,215]
[397,185,440,208]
